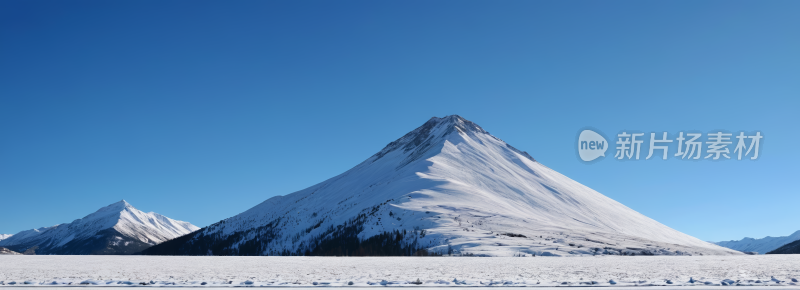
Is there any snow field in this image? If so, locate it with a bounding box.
[1,255,800,287]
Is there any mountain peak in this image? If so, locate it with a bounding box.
[371,115,531,167]
[427,114,465,123]
[100,200,134,213]
[425,114,487,135]
[371,115,492,164]
[0,199,199,255]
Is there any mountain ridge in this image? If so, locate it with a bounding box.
[0,247,21,255]
[715,230,800,254]
[0,200,199,255]
[142,115,738,257]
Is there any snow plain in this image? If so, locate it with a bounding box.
[2,255,800,287]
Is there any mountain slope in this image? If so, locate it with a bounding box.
[767,238,800,254]
[0,201,199,255]
[0,247,21,255]
[0,234,12,242]
[716,230,800,254]
[143,115,738,257]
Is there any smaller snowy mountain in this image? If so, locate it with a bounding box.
[0,247,21,255]
[0,234,12,242]
[715,230,800,254]
[0,200,199,255]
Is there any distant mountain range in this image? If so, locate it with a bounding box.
[0,234,12,242]
[715,230,800,254]
[142,115,737,257]
[0,201,199,255]
[768,238,800,254]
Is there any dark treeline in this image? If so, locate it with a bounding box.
[139,213,438,256]
[8,228,151,255]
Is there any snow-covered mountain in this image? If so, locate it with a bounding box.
[144,115,738,257]
[0,234,12,242]
[0,247,21,255]
[0,200,199,255]
[715,230,800,254]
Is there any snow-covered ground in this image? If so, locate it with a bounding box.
[2,255,799,287]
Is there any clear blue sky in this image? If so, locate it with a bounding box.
[1,0,797,242]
